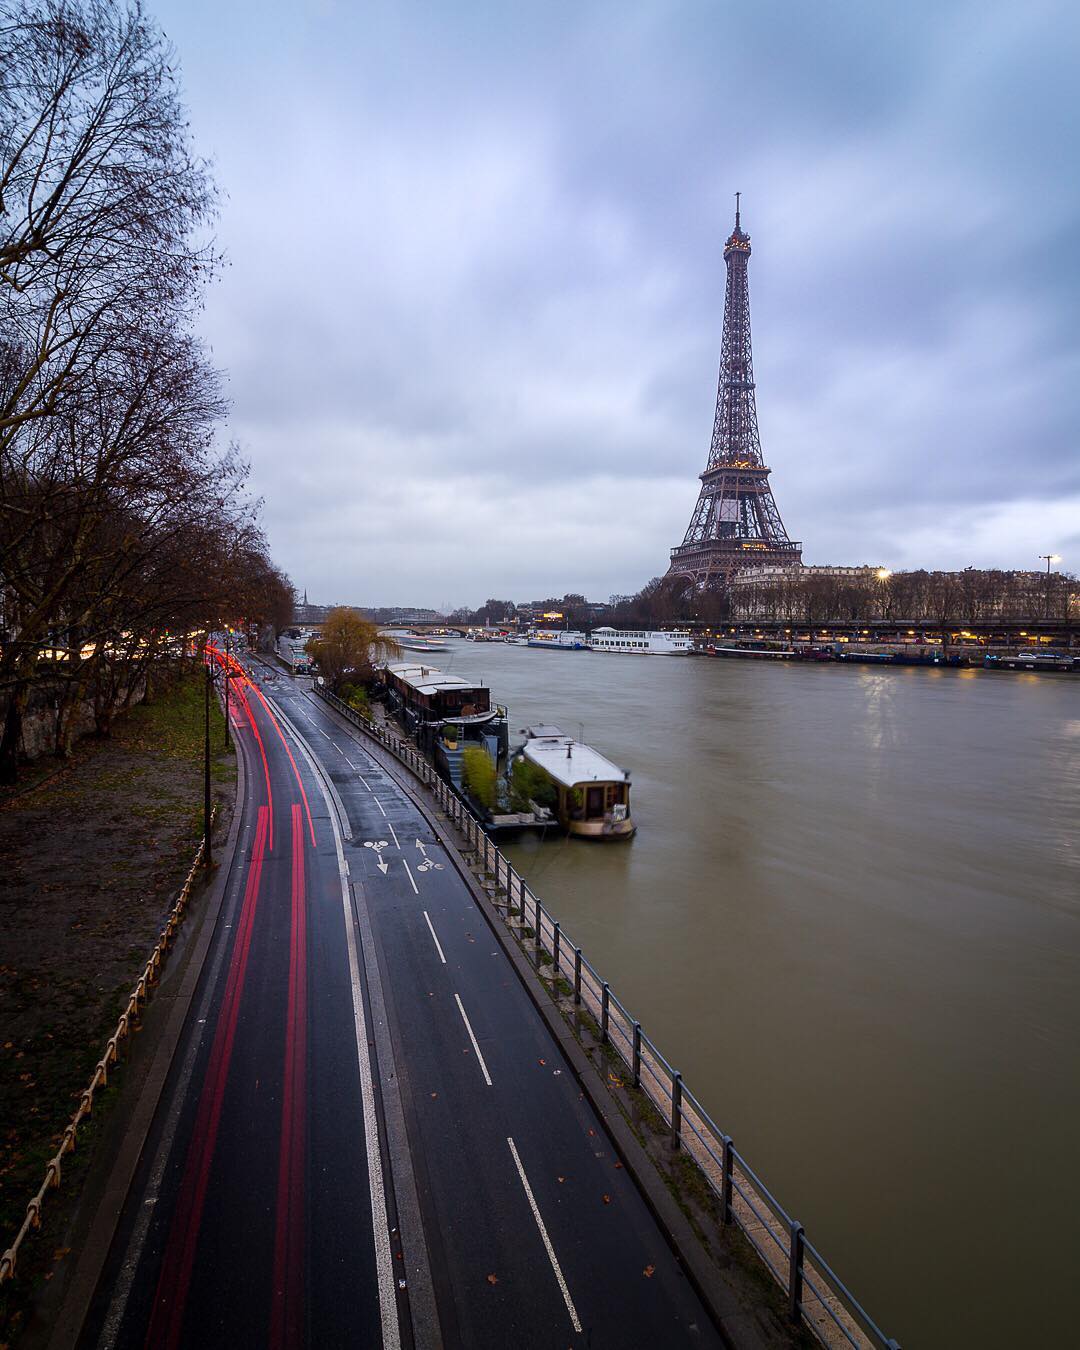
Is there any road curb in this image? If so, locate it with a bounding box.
[44,733,248,1350]
[305,691,789,1350]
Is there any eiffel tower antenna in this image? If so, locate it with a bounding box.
[665,201,801,589]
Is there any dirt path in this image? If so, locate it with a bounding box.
[0,673,235,1341]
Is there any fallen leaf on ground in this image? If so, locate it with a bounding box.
[602,1194,611,1204]
[486,1273,498,1285]
[643,1265,655,1278]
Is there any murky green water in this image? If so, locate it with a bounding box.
[437,640,1079,1349]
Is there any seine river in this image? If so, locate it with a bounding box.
[434,639,1079,1349]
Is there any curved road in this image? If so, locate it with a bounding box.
[78,655,722,1349]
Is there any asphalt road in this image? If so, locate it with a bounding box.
[79,656,723,1349]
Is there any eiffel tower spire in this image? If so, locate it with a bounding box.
[666,201,801,588]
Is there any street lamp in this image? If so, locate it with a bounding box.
[874,568,892,623]
[204,650,213,872]
[1038,554,1061,621]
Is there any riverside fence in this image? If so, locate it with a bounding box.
[315,683,901,1350]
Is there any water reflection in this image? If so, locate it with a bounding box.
[443,643,1079,1348]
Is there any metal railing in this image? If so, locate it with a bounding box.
[316,685,901,1349]
[0,818,214,1286]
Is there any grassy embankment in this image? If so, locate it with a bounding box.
[0,670,234,1342]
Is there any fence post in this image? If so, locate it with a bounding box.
[600,982,610,1042]
[721,1136,734,1224]
[632,1022,641,1087]
[534,899,542,952]
[670,1071,683,1149]
[552,921,560,973]
[574,948,582,1004]
[788,1221,805,1323]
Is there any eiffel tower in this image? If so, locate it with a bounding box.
[666,197,801,589]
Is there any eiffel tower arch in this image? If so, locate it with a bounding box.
[666,199,801,590]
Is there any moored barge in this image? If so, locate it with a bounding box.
[517,726,634,840]
[381,662,508,790]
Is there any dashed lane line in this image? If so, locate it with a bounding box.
[454,994,492,1086]
[507,1136,582,1334]
[422,911,447,964]
[374,797,387,817]
[388,822,400,850]
[401,858,418,894]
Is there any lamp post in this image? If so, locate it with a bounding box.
[204,649,213,872]
[1038,554,1061,621]
[223,628,232,749]
[875,568,892,624]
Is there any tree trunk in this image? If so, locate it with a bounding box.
[0,680,29,785]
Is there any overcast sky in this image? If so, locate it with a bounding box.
[156,0,1080,608]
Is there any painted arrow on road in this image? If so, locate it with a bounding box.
[364,840,391,875]
[415,839,427,856]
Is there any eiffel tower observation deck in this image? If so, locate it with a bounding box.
[666,198,801,589]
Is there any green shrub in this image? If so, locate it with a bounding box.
[462,745,497,809]
[510,757,556,812]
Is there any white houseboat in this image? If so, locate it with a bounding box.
[588,627,693,655]
[518,726,634,840]
[527,630,588,651]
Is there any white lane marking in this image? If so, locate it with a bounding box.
[332,741,344,753]
[454,994,492,1086]
[274,705,402,1349]
[357,773,373,791]
[345,757,357,770]
[318,728,331,739]
[374,797,387,817]
[422,911,447,964]
[507,1137,582,1333]
[402,858,419,894]
[388,822,400,850]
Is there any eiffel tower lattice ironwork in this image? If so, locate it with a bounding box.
[666,198,801,588]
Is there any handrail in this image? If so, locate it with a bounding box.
[0,815,215,1285]
[314,683,901,1349]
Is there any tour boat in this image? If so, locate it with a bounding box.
[588,627,692,655]
[527,630,587,651]
[517,726,634,840]
[398,638,450,653]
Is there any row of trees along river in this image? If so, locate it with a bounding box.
[459,567,1077,631]
[0,2,292,783]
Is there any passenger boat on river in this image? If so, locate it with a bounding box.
[527,630,587,651]
[589,627,692,655]
[516,726,634,840]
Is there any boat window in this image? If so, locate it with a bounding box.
[586,786,604,818]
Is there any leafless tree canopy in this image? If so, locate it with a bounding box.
[613,568,1077,629]
[0,0,292,782]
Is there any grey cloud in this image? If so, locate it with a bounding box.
[158,0,1080,603]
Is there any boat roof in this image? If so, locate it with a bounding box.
[384,662,485,696]
[592,627,691,636]
[521,734,628,788]
[523,724,566,739]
